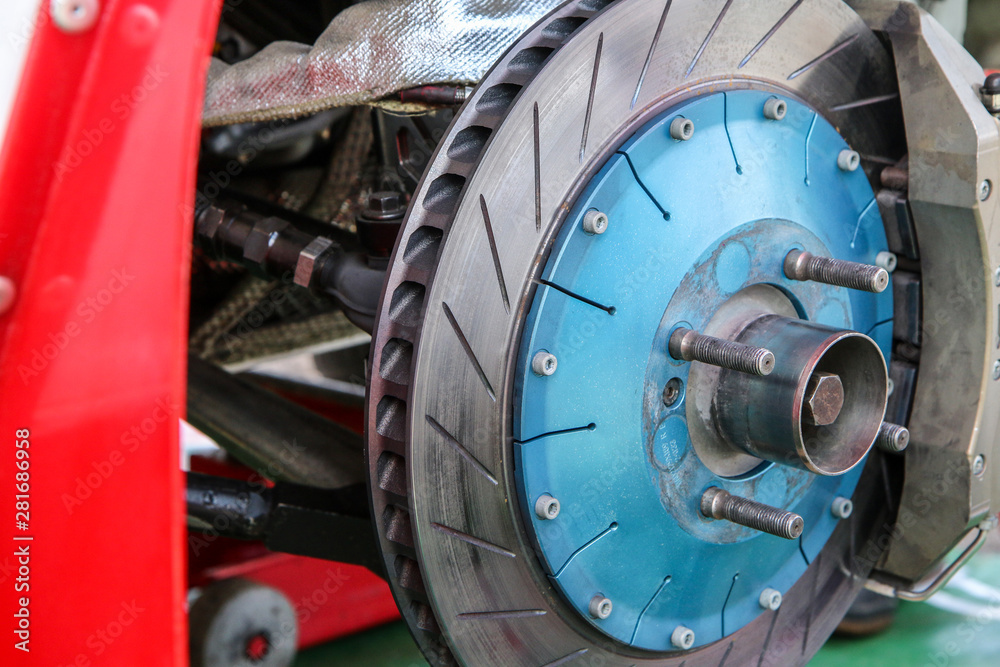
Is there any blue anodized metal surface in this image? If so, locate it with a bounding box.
[513,90,893,651]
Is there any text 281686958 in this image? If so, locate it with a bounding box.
[13,428,31,653]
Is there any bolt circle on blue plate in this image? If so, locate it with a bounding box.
[513,90,893,652]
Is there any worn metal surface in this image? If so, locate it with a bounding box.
[367,0,905,664]
[850,0,1000,582]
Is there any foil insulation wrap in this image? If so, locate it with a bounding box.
[203,0,565,126]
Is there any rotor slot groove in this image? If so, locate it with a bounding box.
[442,302,497,401]
[430,523,516,558]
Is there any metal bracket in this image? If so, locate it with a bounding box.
[864,515,998,601]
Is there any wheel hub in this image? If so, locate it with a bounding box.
[513,90,893,651]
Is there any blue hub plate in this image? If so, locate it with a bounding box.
[513,90,893,651]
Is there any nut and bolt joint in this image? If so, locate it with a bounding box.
[532,351,558,376]
[589,595,613,620]
[759,588,783,611]
[669,117,695,141]
[582,209,609,235]
[875,251,898,273]
[669,328,775,376]
[362,191,407,220]
[784,249,889,294]
[973,455,987,477]
[671,625,696,650]
[831,497,853,519]
[662,377,683,408]
[534,494,560,520]
[980,180,993,202]
[700,487,804,540]
[981,73,1000,115]
[763,97,787,121]
[51,0,100,33]
[803,372,845,427]
[837,150,861,172]
[875,422,910,453]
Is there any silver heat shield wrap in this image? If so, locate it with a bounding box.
[202,0,565,126]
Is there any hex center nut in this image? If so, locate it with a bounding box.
[804,372,845,426]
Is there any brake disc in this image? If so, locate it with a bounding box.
[367,0,911,663]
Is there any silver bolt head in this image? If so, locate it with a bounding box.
[994,267,1000,287]
[759,588,783,611]
[534,494,560,520]
[838,149,861,172]
[994,360,1000,381]
[662,377,683,407]
[831,497,854,519]
[0,276,15,316]
[980,180,993,202]
[887,378,896,397]
[763,97,787,121]
[803,372,845,427]
[532,351,558,376]
[973,455,987,477]
[669,117,695,141]
[671,625,695,650]
[582,209,609,235]
[51,0,100,33]
[589,595,612,620]
[876,251,898,273]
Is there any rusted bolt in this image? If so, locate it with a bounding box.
[803,372,845,426]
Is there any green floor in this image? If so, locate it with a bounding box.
[296,553,1000,666]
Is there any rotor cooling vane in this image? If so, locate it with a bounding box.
[368,0,912,664]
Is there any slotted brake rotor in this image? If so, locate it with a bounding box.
[368,0,909,664]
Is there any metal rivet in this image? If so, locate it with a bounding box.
[532,351,557,376]
[973,455,987,477]
[838,150,861,172]
[831,497,853,519]
[582,209,609,235]
[0,277,16,316]
[876,251,898,273]
[589,595,612,620]
[763,97,787,121]
[759,588,782,611]
[669,117,695,141]
[980,180,993,202]
[671,625,695,650]
[534,494,560,520]
[51,0,100,33]
[662,377,683,408]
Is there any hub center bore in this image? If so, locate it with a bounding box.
[712,314,888,476]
